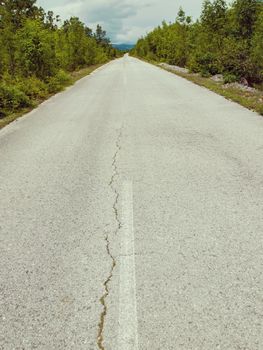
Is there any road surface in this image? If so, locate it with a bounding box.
[0,55,263,350]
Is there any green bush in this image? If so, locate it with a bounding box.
[223,73,238,84]
[188,57,202,73]
[200,69,211,78]
[17,76,48,99]
[0,83,31,117]
[47,70,72,93]
[188,52,219,76]
[258,105,263,116]
[133,1,263,86]
[95,51,108,64]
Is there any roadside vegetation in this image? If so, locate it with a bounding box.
[131,0,263,115]
[0,0,122,127]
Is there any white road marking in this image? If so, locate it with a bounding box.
[118,181,139,350]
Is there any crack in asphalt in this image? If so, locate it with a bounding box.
[97,128,123,350]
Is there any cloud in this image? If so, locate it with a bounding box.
[37,0,205,44]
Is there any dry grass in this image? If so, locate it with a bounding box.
[70,64,105,83]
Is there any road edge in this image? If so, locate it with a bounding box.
[132,56,263,117]
[0,60,114,130]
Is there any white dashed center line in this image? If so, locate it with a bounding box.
[118,181,139,350]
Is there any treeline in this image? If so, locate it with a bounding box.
[132,0,263,86]
[0,0,121,118]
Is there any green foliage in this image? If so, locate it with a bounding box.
[223,73,238,84]
[17,76,48,98]
[95,49,109,64]
[94,24,110,47]
[251,9,263,82]
[231,0,260,38]
[132,0,263,87]
[47,70,71,93]
[258,105,263,116]
[16,19,57,79]
[0,0,119,118]
[0,82,31,117]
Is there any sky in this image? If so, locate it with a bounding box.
[36,0,205,44]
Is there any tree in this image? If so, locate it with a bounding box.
[0,0,119,117]
[132,0,263,84]
[94,24,110,46]
[177,7,186,23]
[201,0,227,33]
[1,0,43,27]
[44,11,60,30]
[231,0,260,38]
[251,6,263,81]
[17,19,57,79]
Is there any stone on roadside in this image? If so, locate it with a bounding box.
[211,74,224,82]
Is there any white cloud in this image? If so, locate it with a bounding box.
[36,0,205,44]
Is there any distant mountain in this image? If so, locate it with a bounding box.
[113,44,135,51]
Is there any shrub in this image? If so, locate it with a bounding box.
[0,83,31,117]
[258,105,263,116]
[200,69,211,78]
[223,73,238,84]
[17,76,48,99]
[47,70,72,93]
[95,51,108,64]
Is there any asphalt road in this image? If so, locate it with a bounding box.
[0,55,263,350]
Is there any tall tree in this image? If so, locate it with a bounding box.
[132,0,263,83]
[94,24,110,46]
[232,0,260,38]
